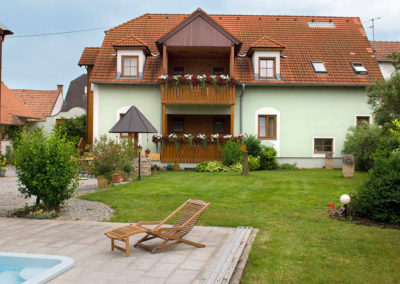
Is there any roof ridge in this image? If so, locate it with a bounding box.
[372,40,400,43]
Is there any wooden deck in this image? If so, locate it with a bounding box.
[160,142,222,163]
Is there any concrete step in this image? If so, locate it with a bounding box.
[203,226,253,284]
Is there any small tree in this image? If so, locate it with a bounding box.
[222,140,243,166]
[55,114,86,144]
[14,128,79,210]
[367,52,400,129]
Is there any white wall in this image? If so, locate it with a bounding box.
[378,62,396,79]
[51,93,64,116]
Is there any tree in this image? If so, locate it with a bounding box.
[367,52,400,129]
[14,128,79,210]
[55,114,86,144]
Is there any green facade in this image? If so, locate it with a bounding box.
[96,83,371,162]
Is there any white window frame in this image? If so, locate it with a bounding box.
[312,136,335,158]
[354,114,372,126]
[254,107,280,156]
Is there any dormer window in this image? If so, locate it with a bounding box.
[259,57,276,79]
[122,56,138,77]
[312,61,327,73]
[351,62,368,75]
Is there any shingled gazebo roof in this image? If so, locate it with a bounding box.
[109,105,157,134]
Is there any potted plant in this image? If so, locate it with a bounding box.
[122,162,134,181]
[112,172,122,183]
[173,162,180,171]
[166,163,173,171]
[0,155,7,177]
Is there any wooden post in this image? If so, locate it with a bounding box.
[128,133,133,150]
[230,45,235,78]
[230,104,234,135]
[242,152,248,176]
[162,104,166,135]
[162,45,168,75]
[133,132,139,157]
[87,66,94,146]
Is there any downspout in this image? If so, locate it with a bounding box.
[239,83,245,134]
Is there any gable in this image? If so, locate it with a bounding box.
[166,16,233,47]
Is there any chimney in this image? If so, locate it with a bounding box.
[57,84,63,97]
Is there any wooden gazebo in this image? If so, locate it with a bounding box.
[109,106,157,155]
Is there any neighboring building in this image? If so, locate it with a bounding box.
[61,74,87,112]
[372,41,400,79]
[0,82,38,152]
[12,85,64,132]
[79,8,382,168]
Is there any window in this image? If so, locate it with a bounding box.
[173,67,184,75]
[312,61,327,73]
[356,116,370,126]
[122,56,138,77]
[314,138,333,153]
[213,67,224,76]
[119,113,128,138]
[173,118,184,133]
[259,58,275,79]
[308,21,336,28]
[258,115,276,139]
[55,119,65,126]
[351,62,368,75]
[213,118,225,133]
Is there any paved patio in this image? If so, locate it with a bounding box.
[0,217,238,283]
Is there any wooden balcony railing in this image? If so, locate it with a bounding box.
[161,85,235,105]
[160,142,222,163]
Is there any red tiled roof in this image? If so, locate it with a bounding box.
[114,35,148,48]
[372,41,400,62]
[0,82,38,125]
[78,47,100,66]
[12,89,59,122]
[249,35,285,49]
[85,10,383,86]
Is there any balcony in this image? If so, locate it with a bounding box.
[160,142,221,163]
[161,85,235,105]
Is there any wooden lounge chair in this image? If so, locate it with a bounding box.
[134,199,211,253]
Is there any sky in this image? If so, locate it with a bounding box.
[1,0,399,91]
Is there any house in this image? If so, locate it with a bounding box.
[12,85,64,133]
[79,8,382,168]
[372,41,400,79]
[0,82,38,152]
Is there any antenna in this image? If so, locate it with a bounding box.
[366,17,382,52]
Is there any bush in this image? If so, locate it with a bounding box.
[55,115,86,144]
[259,146,278,170]
[14,128,79,210]
[222,140,243,166]
[279,162,298,170]
[248,155,260,171]
[243,134,262,157]
[351,151,400,224]
[195,161,242,172]
[342,124,383,171]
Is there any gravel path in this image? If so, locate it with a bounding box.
[0,166,113,221]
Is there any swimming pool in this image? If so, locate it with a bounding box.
[0,252,73,284]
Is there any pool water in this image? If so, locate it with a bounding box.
[0,253,73,284]
[0,263,47,283]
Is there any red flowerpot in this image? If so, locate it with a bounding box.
[112,173,122,183]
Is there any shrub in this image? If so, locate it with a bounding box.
[279,162,298,170]
[222,140,243,166]
[243,134,262,157]
[14,128,79,210]
[55,115,86,144]
[259,146,278,170]
[351,151,400,224]
[342,124,383,170]
[248,155,260,171]
[195,161,242,172]
[4,145,15,165]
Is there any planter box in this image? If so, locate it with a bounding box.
[97,176,112,189]
[0,169,6,177]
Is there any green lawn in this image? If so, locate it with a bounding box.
[83,170,400,283]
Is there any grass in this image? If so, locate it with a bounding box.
[83,169,400,283]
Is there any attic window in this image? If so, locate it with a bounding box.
[308,21,336,28]
[351,62,368,75]
[312,61,327,73]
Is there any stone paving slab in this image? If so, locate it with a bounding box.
[0,218,236,284]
